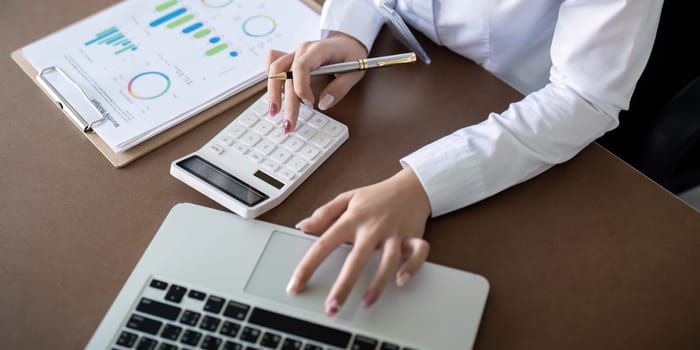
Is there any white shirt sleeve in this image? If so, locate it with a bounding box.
[319,0,384,51]
[401,1,663,217]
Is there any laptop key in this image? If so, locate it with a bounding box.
[188,289,206,301]
[223,300,250,321]
[201,335,223,350]
[219,320,241,338]
[126,314,162,335]
[223,340,244,350]
[116,330,138,347]
[179,310,201,327]
[379,343,400,350]
[302,344,321,350]
[165,285,187,303]
[136,298,181,321]
[160,324,182,341]
[157,343,177,350]
[281,338,302,350]
[135,336,158,350]
[149,279,168,290]
[260,332,282,348]
[200,315,222,332]
[239,326,261,343]
[351,335,379,350]
[180,329,202,346]
[204,295,225,314]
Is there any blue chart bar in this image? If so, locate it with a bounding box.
[85,27,118,46]
[182,22,203,34]
[150,8,187,27]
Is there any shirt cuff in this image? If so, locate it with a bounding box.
[400,133,487,217]
[320,0,384,52]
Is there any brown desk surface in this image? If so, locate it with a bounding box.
[2,1,699,349]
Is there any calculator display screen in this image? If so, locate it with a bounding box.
[177,155,268,207]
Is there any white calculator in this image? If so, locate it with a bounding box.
[170,93,349,218]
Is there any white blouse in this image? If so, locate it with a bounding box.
[320,0,663,216]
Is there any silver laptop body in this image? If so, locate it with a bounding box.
[87,203,489,350]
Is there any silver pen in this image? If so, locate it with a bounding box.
[267,52,417,80]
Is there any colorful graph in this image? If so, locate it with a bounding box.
[84,26,137,55]
[242,15,277,38]
[128,71,171,100]
[151,0,239,58]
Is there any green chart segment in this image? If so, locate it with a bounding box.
[85,26,138,55]
[150,0,238,58]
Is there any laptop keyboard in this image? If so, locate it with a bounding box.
[111,276,418,350]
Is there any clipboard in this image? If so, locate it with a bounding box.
[11,0,322,168]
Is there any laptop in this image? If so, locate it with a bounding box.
[87,203,489,350]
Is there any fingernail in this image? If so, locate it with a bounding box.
[302,99,313,107]
[269,102,278,116]
[326,299,341,317]
[282,120,291,135]
[318,94,334,110]
[286,277,299,296]
[294,217,313,229]
[397,273,411,287]
[362,290,377,308]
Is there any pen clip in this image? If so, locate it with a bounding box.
[376,52,417,67]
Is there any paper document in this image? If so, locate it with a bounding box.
[22,0,319,152]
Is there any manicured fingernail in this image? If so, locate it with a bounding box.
[326,299,341,317]
[282,120,291,134]
[294,217,314,229]
[269,102,278,116]
[362,290,377,308]
[397,273,411,287]
[318,94,334,110]
[302,99,313,107]
[286,277,299,296]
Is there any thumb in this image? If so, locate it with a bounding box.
[317,71,365,111]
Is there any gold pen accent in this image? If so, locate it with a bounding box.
[268,72,288,80]
[376,52,417,67]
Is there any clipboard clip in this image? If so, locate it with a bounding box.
[38,66,106,133]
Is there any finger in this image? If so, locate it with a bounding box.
[286,219,354,296]
[326,233,378,317]
[290,41,328,107]
[396,238,430,287]
[317,71,365,111]
[267,50,293,117]
[295,191,353,233]
[282,78,299,134]
[362,237,402,308]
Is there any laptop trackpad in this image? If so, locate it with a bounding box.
[244,231,377,321]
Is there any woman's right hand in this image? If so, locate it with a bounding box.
[266,31,368,134]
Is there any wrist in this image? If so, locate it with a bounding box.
[395,167,432,219]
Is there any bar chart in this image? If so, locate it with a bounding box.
[84,26,138,55]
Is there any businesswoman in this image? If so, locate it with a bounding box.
[266,0,663,317]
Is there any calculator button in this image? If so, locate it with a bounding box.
[208,144,224,155]
[309,114,328,129]
[251,101,268,117]
[296,125,317,140]
[240,132,262,147]
[321,121,343,137]
[298,107,313,121]
[262,160,280,172]
[247,152,264,163]
[282,137,305,152]
[269,129,288,144]
[268,111,284,126]
[254,140,276,155]
[286,156,308,173]
[238,112,259,128]
[226,124,246,139]
[310,133,332,148]
[299,144,320,160]
[277,169,295,181]
[252,120,274,136]
[219,135,235,146]
[270,148,292,164]
[232,143,249,155]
